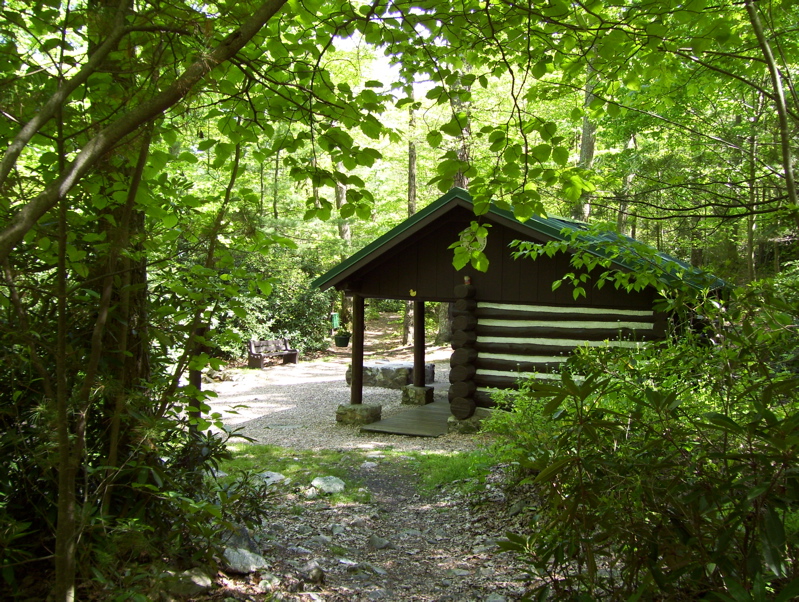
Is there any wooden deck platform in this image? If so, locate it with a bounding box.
[360,400,451,437]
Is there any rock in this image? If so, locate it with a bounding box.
[485,594,507,602]
[360,461,379,470]
[401,384,434,405]
[345,362,435,389]
[331,524,346,535]
[400,528,423,538]
[259,471,288,486]
[367,588,393,600]
[309,535,332,547]
[311,476,346,494]
[220,525,260,555]
[447,407,492,434]
[336,403,382,425]
[256,571,281,592]
[223,547,268,574]
[296,525,314,535]
[162,567,214,598]
[365,563,388,576]
[367,534,392,550]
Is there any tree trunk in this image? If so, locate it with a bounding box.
[435,302,453,345]
[403,102,417,346]
[744,0,798,226]
[573,64,596,221]
[449,68,471,190]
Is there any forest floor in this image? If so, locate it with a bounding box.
[197,314,538,601]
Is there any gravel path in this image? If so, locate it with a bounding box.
[200,344,532,601]
[204,345,484,454]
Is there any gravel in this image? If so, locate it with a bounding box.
[205,351,484,454]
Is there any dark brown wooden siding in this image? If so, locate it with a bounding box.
[346,205,658,313]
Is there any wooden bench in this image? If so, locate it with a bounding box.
[247,339,299,368]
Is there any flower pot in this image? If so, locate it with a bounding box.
[334,334,351,347]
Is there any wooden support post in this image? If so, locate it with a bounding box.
[413,300,425,387]
[350,294,365,405]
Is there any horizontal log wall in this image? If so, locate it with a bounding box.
[472,302,659,404]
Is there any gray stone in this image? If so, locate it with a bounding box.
[331,524,346,535]
[346,362,435,389]
[401,385,435,405]
[368,534,392,550]
[223,547,268,574]
[367,588,393,600]
[447,407,492,434]
[163,568,214,598]
[259,471,288,486]
[311,475,346,494]
[360,461,379,470]
[485,594,507,602]
[366,563,388,576]
[309,535,332,547]
[256,572,281,592]
[220,525,260,555]
[336,404,382,425]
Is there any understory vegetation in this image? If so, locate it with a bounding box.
[485,278,799,600]
[1,0,798,599]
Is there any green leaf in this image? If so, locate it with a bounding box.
[534,457,572,483]
[704,412,744,434]
[427,130,443,148]
[355,203,372,220]
[257,280,273,296]
[552,146,569,166]
[775,577,799,602]
[471,251,489,272]
[532,144,551,162]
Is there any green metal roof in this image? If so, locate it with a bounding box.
[312,188,726,292]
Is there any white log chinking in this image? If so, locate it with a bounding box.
[471,302,659,405]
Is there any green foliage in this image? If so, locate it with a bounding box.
[405,450,494,495]
[215,251,337,357]
[486,283,799,600]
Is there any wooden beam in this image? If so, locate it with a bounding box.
[413,300,425,387]
[350,294,365,404]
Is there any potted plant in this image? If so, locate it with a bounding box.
[333,328,351,347]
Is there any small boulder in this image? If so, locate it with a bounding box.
[311,476,345,494]
[223,547,268,574]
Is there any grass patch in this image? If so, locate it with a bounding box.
[220,443,495,501]
[221,443,376,503]
[403,449,494,494]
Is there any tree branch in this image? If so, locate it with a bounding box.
[0,0,288,265]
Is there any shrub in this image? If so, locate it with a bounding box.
[488,284,799,600]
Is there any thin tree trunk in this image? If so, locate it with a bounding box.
[573,63,596,221]
[403,103,417,346]
[272,148,280,219]
[103,126,152,513]
[449,68,471,190]
[744,0,798,227]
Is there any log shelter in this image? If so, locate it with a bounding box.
[312,188,723,422]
